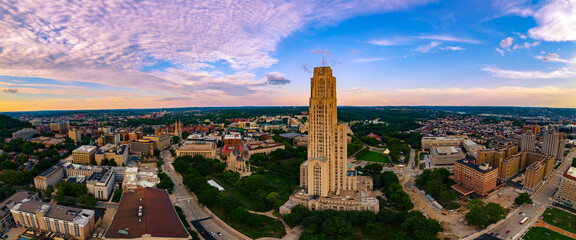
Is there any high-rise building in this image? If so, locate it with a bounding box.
[556,167,576,209]
[453,160,498,196]
[521,130,536,151]
[542,131,564,160]
[281,66,379,214]
[69,128,82,143]
[72,145,98,165]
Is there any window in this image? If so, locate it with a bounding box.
[45,218,51,231]
[54,220,60,233]
[64,223,70,235]
[74,224,80,237]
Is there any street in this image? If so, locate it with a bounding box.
[467,149,576,240]
[160,149,247,240]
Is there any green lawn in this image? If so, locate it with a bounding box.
[359,151,391,163]
[542,208,576,234]
[260,172,298,190]
[211,178,260,211]
[523,227,574,240]
[211,206,286,239]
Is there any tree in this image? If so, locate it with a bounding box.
[514,193,533,205]
[321,216,353,238]
[172,136,180,143]
[363,163,383,175]
[284,213,303,226]
[108,158,117,166]
[197,187,219,206]
[0,169,19,185]
[170,148,176,157]
[78,194,97,207]
[43,186,54,199]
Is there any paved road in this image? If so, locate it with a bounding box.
[470,149,576,240]
[161,149,247,240]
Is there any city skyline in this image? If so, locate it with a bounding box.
[1,0,575,111]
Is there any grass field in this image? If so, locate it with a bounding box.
[359,151,391,163]
[211,206,286,239]
[211,178,261,211]
[523,227,574,240]
[542,208,576,234]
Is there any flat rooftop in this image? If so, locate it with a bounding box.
[37,162,64,177]
[73,145,97,153]
[104,187,189,239]
[14,201,94,225]
[564,167,576,181]
[456,159,496,174]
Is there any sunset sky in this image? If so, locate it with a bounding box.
[0,0,575,111]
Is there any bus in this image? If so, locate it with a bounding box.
[520,217,529,224]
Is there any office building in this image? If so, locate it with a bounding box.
[34,162,65,190]
[143,133,171,151]
[175,141,216,158]
[122,168,159,190]
[129,140,155,155]
[556,167,576,209]
[69,129,82,144]
[521,130,536,151]
[104,187,190,239]
[542,131,565,160]
[72,145,98,165]
[95,144,129,166]
[525,161,545,190]
[430,146,465,166]
[12,128,36,139]
[489,138,517,151]
[453,160,498,196]
[10,201,95,240]
[223,133,242,145]
[462,139,485,158]
[86,169,115,200]
[421,137,462,150]
[0,191,39,233]
[281,66,379,214]
[246,141,285,157]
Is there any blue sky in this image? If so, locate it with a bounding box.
[0,0,575,111]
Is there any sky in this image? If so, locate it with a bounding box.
[0,0,575,111]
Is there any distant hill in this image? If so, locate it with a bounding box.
[0,114,32,142]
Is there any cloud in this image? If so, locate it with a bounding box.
[496,0,535,17]
[495,48,505,56]
[439,46,465,51]
[528,0,576,41]
[352,57,389,63]
[482,67,576,79]
[337,85,576,107]
[415,35,482,44]
[266,72,291,85]
[500,37,514,48]
[369,34,480,47]
[3,88,18,93]
[351,49,359,53]
[535,53,576,64]
[513,32,528,39]
[0,0,435,103]
[413,41,464,53]
[414,41,441,53]
[301,64,312,73]
[310,48,331,56]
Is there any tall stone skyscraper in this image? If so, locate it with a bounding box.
[280,66,379,214]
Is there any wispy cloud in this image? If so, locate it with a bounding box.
[534,53,576,64]
[528,0,576,41]
[482,67,576,79]
[415,35,482,44]
[413,41,464,53]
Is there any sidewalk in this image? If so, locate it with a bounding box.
[533,220,576,239]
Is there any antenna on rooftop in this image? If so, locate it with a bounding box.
[321,56,327,66]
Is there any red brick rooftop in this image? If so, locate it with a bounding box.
[104,187,190,239]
